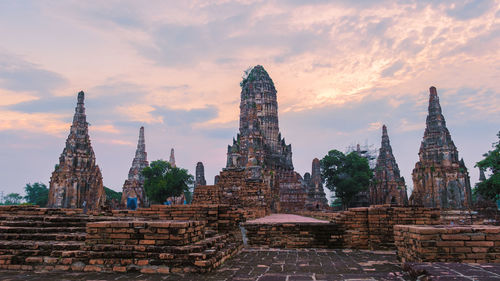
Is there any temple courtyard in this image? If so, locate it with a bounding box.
[1,248,500,280]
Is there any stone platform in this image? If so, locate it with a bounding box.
[242,214,342,249]
[246,214,329,224]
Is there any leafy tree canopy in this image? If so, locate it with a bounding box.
[474,131,500,200]
[3,193,23,205]
[24,182,49,207]
[104,187,122,202]
[320,150,372,209]
[142,160,194,204]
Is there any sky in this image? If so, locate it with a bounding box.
[1,0,499,202]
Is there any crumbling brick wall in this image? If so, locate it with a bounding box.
[395,225,500,263]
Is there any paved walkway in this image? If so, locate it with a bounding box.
[405,262,500,280]
[245,214,329,224]
[0,248,404,280]
[2,249,500,280]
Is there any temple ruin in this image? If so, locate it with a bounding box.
[169,148,176,167]
[121,126,149,208]
[410,86,472,209]
[193,65,308,214]
[304,158,328,210]
[194,162,207,188]
[48,91,105,210]
[369,125,408,206]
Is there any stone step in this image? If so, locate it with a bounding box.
[0,221,87,228]
[0,240,83,252]
[0,226,86,233]
[0,215,89,222]
[0,232,86,241]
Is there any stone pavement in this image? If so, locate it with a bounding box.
[1,248,500,280]
[0,248,406,280]
[404,262,500,280]
[246,214,329,224]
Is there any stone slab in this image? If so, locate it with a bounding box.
[245,214,329,224]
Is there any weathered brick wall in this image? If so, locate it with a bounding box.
[395,225,500,263]
[86,221,205,246]
[440,210,478,225]
[367,206,441,249]
[193,170,272,218]
[278,171,307,213]
[192,185,220,205]
[296,205,441,249]
[341,208,369,249]
[0,205,83,216]
[111,204,243,232]
[83,220,240,273]
[242,222,343,248]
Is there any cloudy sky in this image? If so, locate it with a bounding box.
[1,0,499,200]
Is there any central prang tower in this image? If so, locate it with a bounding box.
[193,66,309,215]
[226,65,293,174]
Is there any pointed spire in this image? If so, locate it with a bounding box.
[311,158,320,180]
[381,124,390,148]
[411,86,471,209]
[135,126,146,159]
[169,148,176,168]
[426,86,446,133]
[128,126,148,181]
[72,91,87,129]
[370,124,407,205]
[420,86,457,162]
[48,91,105,210]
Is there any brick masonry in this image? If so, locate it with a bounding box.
[0,205,243,274]
[242,222,343,248]
[395,224,500,263]
[295,205,441,250]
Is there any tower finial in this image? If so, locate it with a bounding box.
[169,148,176,168]
[77,91,84,104]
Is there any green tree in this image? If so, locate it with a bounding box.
[474,131,500,200]
[24,182,49,207]
[320,150,372,210]
[104,187,122,202]
[184,188,193,204]
[142,160,194,204]
[4,193,23,205]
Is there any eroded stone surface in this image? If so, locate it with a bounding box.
[121,126,149,208]
[410,86,472,209]
[48,91,105,210]
[370,125,408,206]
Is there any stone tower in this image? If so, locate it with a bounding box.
[121,126,149,208]
[195,162,207,188]
[305,158,328,209]
[48,91,105,210]
[226,65,293,172]
[370,125,408,206]
[222,65,306,212]
[410,86,472,209]
[169,148,176,168]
